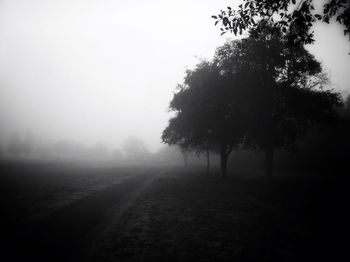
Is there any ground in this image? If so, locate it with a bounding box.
[0,160,348,261]
[90,171,323,262]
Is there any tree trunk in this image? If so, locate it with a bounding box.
[220,146,228,178]
[265,146,274,184]
[220,154,228,178]
[183,152,188,166]
[206,149,210,173]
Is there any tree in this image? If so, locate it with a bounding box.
[215,22,341,182]
[162,112,215,170]
[162,61,246,177]
[122,136,150,161]
[213,0,350,49]
[161,114,194,166]
[163,22,341,180]
[345,94,350,115]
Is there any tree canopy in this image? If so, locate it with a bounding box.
[212,0,350,48]
[216,23,341,180]
[162,61,247,176]
[162,22,341,179]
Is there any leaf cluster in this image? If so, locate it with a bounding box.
[213,0,350,49]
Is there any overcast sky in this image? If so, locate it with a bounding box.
[0,0,349,152]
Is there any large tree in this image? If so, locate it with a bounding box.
[215,22,341,182]
[213,0,350,49]
[162,61,247,177]
[163,22,341,180]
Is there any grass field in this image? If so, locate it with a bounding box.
[0,160,348,261]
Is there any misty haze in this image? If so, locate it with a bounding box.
[1,0,350,261]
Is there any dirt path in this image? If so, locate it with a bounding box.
[19,169,158,262]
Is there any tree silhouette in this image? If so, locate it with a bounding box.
[213,0,350,50]
[161,113,194,166]
[215,22,341,182]
[163,21,341,180]
[162,61,246,177]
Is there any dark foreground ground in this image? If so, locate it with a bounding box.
[0,160,349,261]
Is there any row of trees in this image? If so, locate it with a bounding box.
[162,21,341,181]
[2,135,150,162]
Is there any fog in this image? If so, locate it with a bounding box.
[0,0,349,156]
[2,2,350,261]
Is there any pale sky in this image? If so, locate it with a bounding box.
[0,0,349,152]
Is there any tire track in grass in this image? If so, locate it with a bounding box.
[22,169,158,262]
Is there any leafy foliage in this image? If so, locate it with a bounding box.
[162,22,341,178]
[220,23,342,153]
[213,0,350,48]
[162,61,246,154]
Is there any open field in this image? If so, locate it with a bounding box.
[0,160,348,261]
[90,171,348,262]
[0,160,146,261]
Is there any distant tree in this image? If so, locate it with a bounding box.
[201,142,216,173]
[122,136,150,161]
[53,140,87,158]
[7,132,27,156]
[154,145,184,165]
[181,147,190,166]
[89,143,109,158]
[213,0,350,49]
[338,93,350,121]
[112,148,124,159]
[345,94,350,115]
